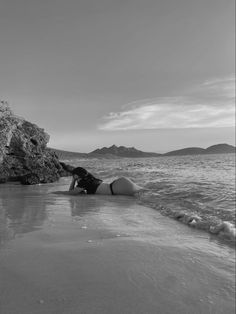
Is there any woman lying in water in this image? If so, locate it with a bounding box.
[68,167,144,196]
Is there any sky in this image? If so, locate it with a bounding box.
[0,0,235,153]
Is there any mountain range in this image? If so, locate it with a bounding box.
[48,143,235,160]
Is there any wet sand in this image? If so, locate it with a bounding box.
[0,180,235,314]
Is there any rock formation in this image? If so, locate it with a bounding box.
[0,101,72,184]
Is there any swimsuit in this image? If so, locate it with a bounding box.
[73,167,116,195]
[76,175,103,194]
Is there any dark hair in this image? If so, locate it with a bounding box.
[72,167,89,178]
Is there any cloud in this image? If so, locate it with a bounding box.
[200,75,235,100]
[98,75,235,130]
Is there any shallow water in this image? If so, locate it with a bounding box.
[66,153,236,241]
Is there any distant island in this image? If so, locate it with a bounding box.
[164,144,235,156]
[48,143,235,160]
[90,145,161,157]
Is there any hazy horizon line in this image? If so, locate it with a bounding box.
[49,141,235,155]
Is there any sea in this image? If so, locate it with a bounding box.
[68,153,236,242]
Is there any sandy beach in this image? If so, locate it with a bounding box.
[0,180,235,314]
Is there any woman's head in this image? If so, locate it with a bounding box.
[72,167,89,179]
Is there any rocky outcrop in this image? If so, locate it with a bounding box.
[0,101,72,184]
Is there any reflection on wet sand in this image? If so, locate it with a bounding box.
[69,196,100,218]
[68,194,138,219]
[0,183,113,248]
[0,181,148,249]
[0,184,48,248]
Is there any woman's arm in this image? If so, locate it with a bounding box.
[69,177,87,194]
[69,177,76,191]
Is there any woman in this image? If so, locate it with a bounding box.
[69,167,143,196]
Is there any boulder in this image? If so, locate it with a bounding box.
[0,101,72,184]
